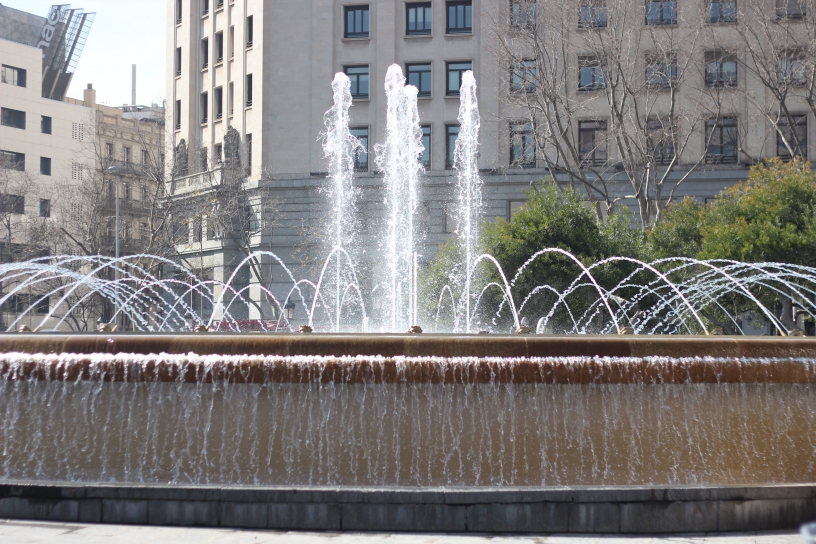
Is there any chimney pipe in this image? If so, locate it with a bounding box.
[131,64,136,106]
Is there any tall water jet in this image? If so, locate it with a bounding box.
[322,73,359,331]
[376,65,424,331]
[453,71,482,332]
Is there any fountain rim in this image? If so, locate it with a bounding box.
[1,333,815,384]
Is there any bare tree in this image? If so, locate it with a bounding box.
[489,0,739,227]
[162,126,281,322]
[734,0,814,159]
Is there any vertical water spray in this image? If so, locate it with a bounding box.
[377,65,423,331]
[322,73,358,332]
[453,71,482,333]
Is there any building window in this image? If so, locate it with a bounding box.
[0,151,25,171]
[141,149,149,165]
[447,1,473,33]
[140,184,149,201]
[446,124,460,168]
[246,15,254,47]
[200,92,209,124]
[446,62,472,95]
[175,47,182,76]
[510,0,537,29]
[705,117,738,164]
[40,157,51,176]
[1,108,25,129]
[350,127,369,171]
[780,50,807,86]
[407,2,432,34]
[140,222,149,241]
[778,115,807,160]
[175,100,182,130]
[509,200,525,220]
[175,0,182,23]
[345,66,370,99]
[41,116,52,134]
[216,0,224,9]
[578,56,606,91]
[105,143,114,160]
[510,122,536,168]
[246,133,252,172]
[646,1,677,25]
[421,125,431,168]
[246,74,253,107]
[229,26,235,58]
[578,120,607,166]
[705,52,737,87]
[39,199,51,218]
[510,59,536,93]
[215,32,224,64]
[214,86,223,120]
[646,55,678,89]
[345,5,370,38]
[123,147,131,166]
[646,118,675,165]
[214,144,223,164]
[579,0,608,28]
[777,0,807,18]
[1,65,26,87]
[407,64,432,96]
[707,1,737,23]
[201,38,209,69]
[202,0,209,15]
[1,194,25,214]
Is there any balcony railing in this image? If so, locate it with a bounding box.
[105,159,150,176]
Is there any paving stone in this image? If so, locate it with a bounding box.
[718,499,816,532]
[148,500,219,526]
[341,503,467,532]
[101,499,148,524]
[267,502,341,530]
[466,502,569,533]
[0,498,79,522]
[621,500,718,533]
[568,502,620,533]
[220,501,267,528]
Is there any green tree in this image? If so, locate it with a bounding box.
[421,181,646,332]
[699,159,816,265]
[648,197,704,259]
[650,158,816,333]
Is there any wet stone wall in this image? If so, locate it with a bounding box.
[1,353,815,487]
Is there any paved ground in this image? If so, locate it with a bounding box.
[0,519,804,543]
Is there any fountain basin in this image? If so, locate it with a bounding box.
[1,334,815,532]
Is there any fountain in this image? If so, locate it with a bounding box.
[0,67,815,534]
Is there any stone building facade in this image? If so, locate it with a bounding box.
[166,0,814,323]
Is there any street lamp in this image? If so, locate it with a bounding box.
[284,301,295,321]
[107,165,121,327]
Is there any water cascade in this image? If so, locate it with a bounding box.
[376,65,424,331]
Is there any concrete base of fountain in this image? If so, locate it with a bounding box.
[2,481,815,533]
[1,334,815,532]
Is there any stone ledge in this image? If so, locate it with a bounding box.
[1,482,815,533]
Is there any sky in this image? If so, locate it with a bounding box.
[4,0,167,107]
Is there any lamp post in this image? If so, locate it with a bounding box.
[107,165,121,327]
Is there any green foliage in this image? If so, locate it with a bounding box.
[648,197,704,259]
[422,180,647,332]
[699,158,816,266]
[651,159,816,266]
